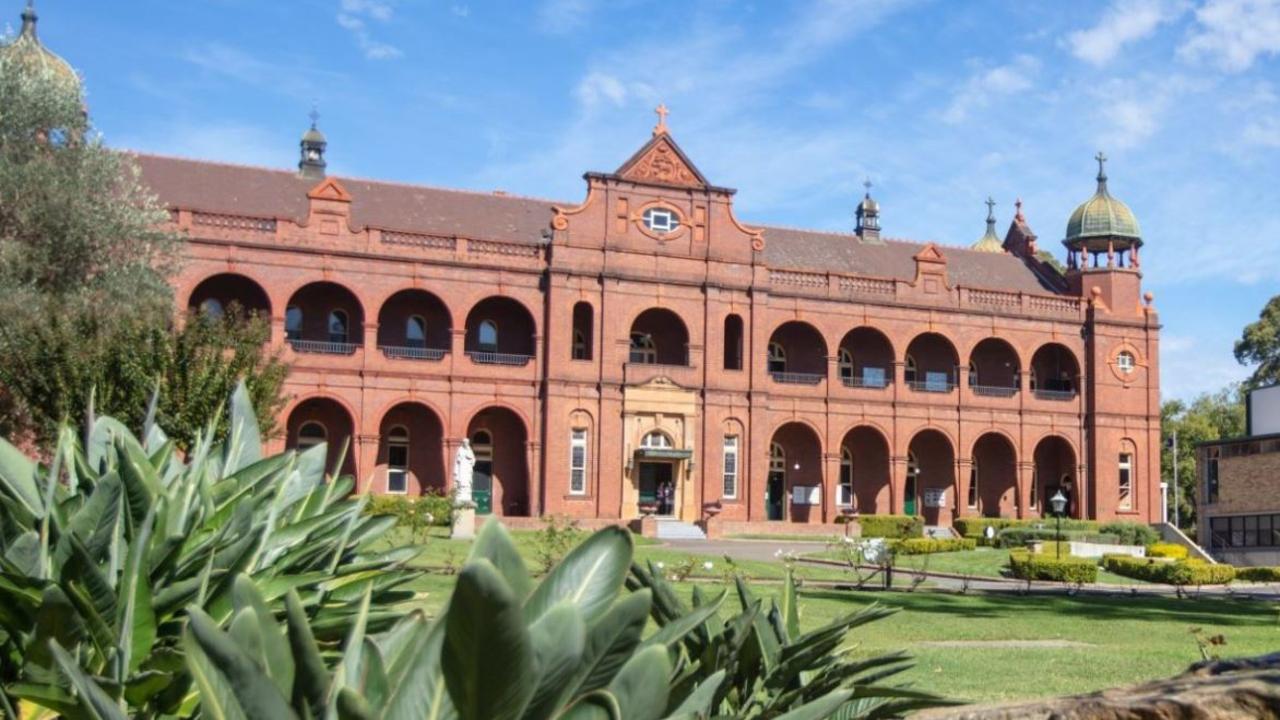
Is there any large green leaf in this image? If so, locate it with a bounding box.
[573,589,652,695]
[378,615,456,720]
[117,506,157,676]
[560,691,622,720]
[49,640,129,720]
[0,434,43,517]
[780,571,801,643]
[184,622,250,720]
[664,669,725,719]
[523,602,587,720]
[184,606,299,720]
[524,526,632,625]
[771,690,855,720]
[443,560,536,720]
[232,574,295,698]
[467,519,532,601]
[606,644,671,720]
[284,589,330,716]
[24,585,84,683]
[223,380,263,476]
[642,590,725,651]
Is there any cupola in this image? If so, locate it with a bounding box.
[1064,152,1142,269]
[855,179,882,244]
[299,109,327,179]
[970,196,1004,253]
[0,2,80,94]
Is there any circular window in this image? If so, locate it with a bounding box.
[1116,351,1136,374]
[642,207,680,235]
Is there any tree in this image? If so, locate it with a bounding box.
[0,27,285,449]
[1161,385,1246,531]
[1235,294,1280,388]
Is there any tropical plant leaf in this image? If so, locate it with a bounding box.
[184,606,299,720]
[524,526,631,625]
[573,589,652,695]
[523,602,587,720]
[664,669,725,718]
[443,560,536,720]
[49,640,129,720]
[117,505,157,676]
[607,644,672,720]
[560,691,622,720]
[468,518,532,601]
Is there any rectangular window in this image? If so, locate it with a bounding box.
[925,371,949,391]
[1118,452,1132,510]
[1206,448,1219,503]
[967,466,979,508]
[569,429,588,495]
[387,443,409,494]
[862,367,887,388]
[722,436,739,499]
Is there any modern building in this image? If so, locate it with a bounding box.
[1197,384,1280,565]
[9,3,1163,533]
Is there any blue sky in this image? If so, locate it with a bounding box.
[18,0,1280,401]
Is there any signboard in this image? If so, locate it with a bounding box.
[923,488,947,508]
[791,485,821,505]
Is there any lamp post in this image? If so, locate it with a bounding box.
[1049,490,1068,560]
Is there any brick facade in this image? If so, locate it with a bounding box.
[146,123,1163,530]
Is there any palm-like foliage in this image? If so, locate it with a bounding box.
[0,382,421,717]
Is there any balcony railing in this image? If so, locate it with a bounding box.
[907,379,955,393]
[467,350,533,366]
[841,374,891,389]
[770,371,825,385]
[971,384,1019,397]
[1035,389,1078,401]
[380,345,447,361]
[288,339,360,355]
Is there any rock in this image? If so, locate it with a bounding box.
[916,653,1280,719]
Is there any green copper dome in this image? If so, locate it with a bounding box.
[1065,154,1141,244]
[0,3,79,94]
[971,196,1004,253]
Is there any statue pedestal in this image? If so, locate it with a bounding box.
[451,507,476,540]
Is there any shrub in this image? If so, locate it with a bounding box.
[531,514,585,573]
[953,517,1021,538]
[367,489,455,529]
[1146,542,1189,559]
[1098,521,1160,546]
[893,537,977,555]
[860,514,924,538]
[995,526,1121,548]
[1236,566,1280,582]
[1008,550,1098,584]
[1103,555,1236,586]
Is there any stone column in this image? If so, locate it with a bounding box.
[355,433,380,494]
[890,455,907,515]
[822,452,841,524]
[1016,460,1034,519]
[955,457,973,519]
[526,440,542,517]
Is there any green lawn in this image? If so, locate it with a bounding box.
[385,526,1280,703]
[806,546,1155,586]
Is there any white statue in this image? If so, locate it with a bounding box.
[453,439,476,506]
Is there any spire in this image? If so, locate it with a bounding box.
[299,107,327,179]
[855,177,882,243]
[971,196,1004,252]
[20,0,36,37]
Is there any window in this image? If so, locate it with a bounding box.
[478,320,498,351]
[838,448,853,506]
[386,426,409,494]
[630,332,657,364]
[1029,467,1039,508]
[723,314,744,370]
[1206,447,1220,503]
[767,343,786,374]
[967,462,979,508]
[904,354,917,383]
[968,362,978,388]
[569,429,588,495]
[1116,351,1136,374]
[406,316,427,349]
[572,302,593,361]
[285,306,303,340]
[642,431,673,449]
[297,421,326,450]
[769,443,785,474]
[328,310,349,344]
[200,298,225,319]
[838,348,854,381]
[722,436,739,499]
[1210,514,1280,549]
[642,207,679,234]
[1118,452,1133,510]
[862,367,887,388]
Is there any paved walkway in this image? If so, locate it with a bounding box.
[661,538,1280,599]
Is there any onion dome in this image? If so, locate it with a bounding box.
[971,196,1004,253]
[1064,152,1141,251]
[0,2,79,93]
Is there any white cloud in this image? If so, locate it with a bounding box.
[1067,0,1188,66]
[941,55,1039,124]
[337,0,402,60]
[1180,0,1280,72]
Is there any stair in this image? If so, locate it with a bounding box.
[1153,522,1217,563]
[925,525,957,539]
[656,518,707,540]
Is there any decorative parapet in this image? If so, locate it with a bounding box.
[468,239,542,258]
[839,276,896,298]
[381,230,456,251]
[191,211,276,234]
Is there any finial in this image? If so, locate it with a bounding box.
[1094,150,1108,190]
[1014,197,1024,222]
[863,177,873,196]
[20,0,37,36]
[309,105,320,130]
[653,103,669,135]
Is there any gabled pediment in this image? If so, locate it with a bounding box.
[616,132,708,189]
[914,243,947,263]
[307,177,352,202]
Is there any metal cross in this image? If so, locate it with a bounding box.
[863,177,873,194]
[1095,151,1107,174]
[985,196,996,220]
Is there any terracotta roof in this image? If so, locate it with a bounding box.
[759,226,1062,294]
[134,153,1063,294]
[133,153,557,245]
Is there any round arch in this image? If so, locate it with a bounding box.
[767,421,823,523]
[1030,343,1082,397]
[187,272,272,318]
[906,428,956,526]
[767,321,828,378]
[284,281,365,348]
[967,337,1021,393]
[376,401,446,495]
[628,307,690,366]
[376,288,453,355]
[466,405,531,517]
[836,327,894,387]
[1032,435,1079,518]
[286,396,357,480]
[838,425,891,514]
[970,432,1018,518]
[904,332,959,391]
[464,296,537,357]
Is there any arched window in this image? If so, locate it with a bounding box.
[328,310,349,344]
[641,431,673,449]
[478,320,498,351]
[285,306,303,340]
[770,442,786,474]
[723,314,744,370]
[905,354,918,383]
[387,426,409,494]
[569,428,589,495]
[297,421,326,450]
[406,316,427,349]
[767,342,787,374]
[838,348,854,381]
[1118,442,1134,510]
[630,332,657,364]
[839,447,853,507]
[571,302,593,361]
[199,298,225,319]
[572,330,587,360]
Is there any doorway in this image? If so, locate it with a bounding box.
[767,442,786,521]
[904,452,919,516]
[638,461,675,516]
[471,431,493,515]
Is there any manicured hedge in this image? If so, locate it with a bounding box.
[1235,566,1280,582]
[1102,555,1236,586]
[1145,542,1189,559]
[366,491,455,527]
[954,517,1099,540]
[860,514,924,539]
[1008,550,1098,584]
[1098,521,1161,547]
[892,537,977,555]
[994,527,1120,549]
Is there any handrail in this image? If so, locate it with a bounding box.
[288,339,360,355]
[380,345,447,361]
[770,371,825,385]
[907,379,955,393]
[841,374,891,389]
[467,350,533,366]
[972,384,1018,397]
[1034,389,1077,401]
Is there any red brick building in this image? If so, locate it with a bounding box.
[134,106,1161,531]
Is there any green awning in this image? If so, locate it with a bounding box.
[635,448,692,460]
